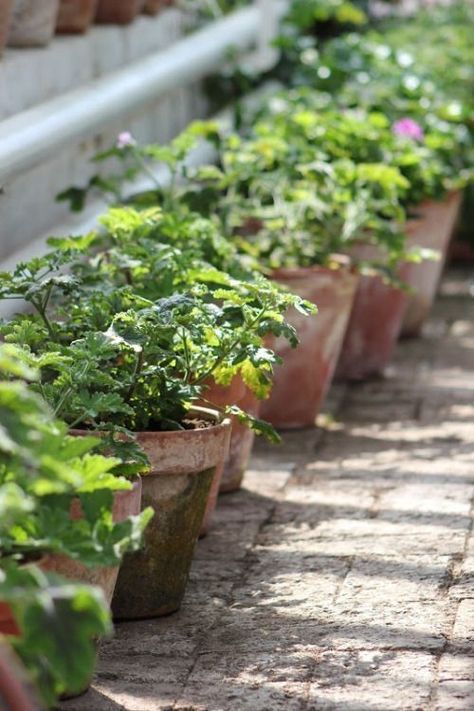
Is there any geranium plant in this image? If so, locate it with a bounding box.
[0,344,152,707]
[0,219,315,440]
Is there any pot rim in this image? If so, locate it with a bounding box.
[70,406,231,441]
[271,255,354,281]
[133,406,231,441]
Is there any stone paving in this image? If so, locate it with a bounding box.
[62,268,474,711]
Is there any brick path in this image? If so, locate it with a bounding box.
[63,268,474,711]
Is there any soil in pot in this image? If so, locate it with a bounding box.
[8,0,59,47]
[0,0,13,53]
[261,263,358,429]
[40,479,142,607]
[401,191,462,338]
[111,408,231,620]
[56,0,98,33]
[336,244,410,381]
[95,0,145,24]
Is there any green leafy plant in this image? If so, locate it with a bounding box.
[0,344,152,706]
[0,212,315,440]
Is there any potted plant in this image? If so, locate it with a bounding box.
[95,0,145,24]
[178,121,414,420]
[286,27,473,341]
[8,0,59,47]
[244,92,468,378]
[0,226,311,615]
[56,124,316,489]
[56,0,98,33]
[0,342,153,598]
[0,344,151,707]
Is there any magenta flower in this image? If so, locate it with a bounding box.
[392,118,424,141]
[116,131,136,149]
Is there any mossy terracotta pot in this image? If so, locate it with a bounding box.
[143,0,171,15]
[95,0,145,24]
[261,264,358,429]
[8,0,59,47]
[336,244,410,381]
[0,0,13,53]
[401,191,462,338]
[56,0,98,33]
[40,479,142,606]
[111,407,231,620]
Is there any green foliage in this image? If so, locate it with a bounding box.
[0,345,152,707]
[0,561,111,707]
[0,207,314,437]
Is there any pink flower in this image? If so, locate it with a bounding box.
[392,118,424,141]
[116,131,136,149]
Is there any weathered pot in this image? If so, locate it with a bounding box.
[112,408,231,620]
[401,191,462,337]
[95,0,145,24]
[261,264,358,429]
[336,244,410,381]
[199,376,261,513]
[8,0,59,47]
[0,0,13,53]
[40,480,142,607]
[56,0,98,33]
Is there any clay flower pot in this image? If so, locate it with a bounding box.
[0,0,13,54]
[111,407,231,620]
[261,264,359,429]
[40,480,142,606]
[0,601,20,636]
[56,0,98,33]
[199,375,261,515]
[8,0,59,47]
[336,244,410,381]
[401,191,462,338]
[95,0,145,24]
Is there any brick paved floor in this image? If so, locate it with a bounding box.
[63,268,474,711]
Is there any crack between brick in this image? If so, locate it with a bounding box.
[427,494,474,710]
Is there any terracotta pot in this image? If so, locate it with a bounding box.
[0,0,13,53]
[8,0,59,47]
[56,0,98,33]
[0,643,41,711]
[40,480,142,607]
[95,0,145,24]
[199,376,261,518]
[0,601,20,636]
[401,191,462,337]
[111,408,231,620]
[336,244,410,381]
[143,0,171,15]
[261,264,359,429]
